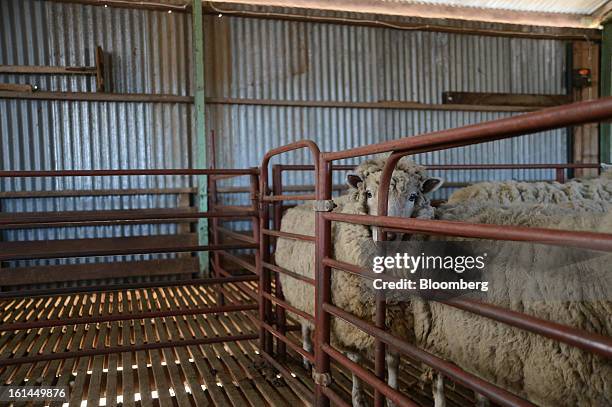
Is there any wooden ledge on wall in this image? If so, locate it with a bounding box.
[0,91,557,112]
[442,92,573,108]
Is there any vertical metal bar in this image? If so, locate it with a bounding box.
[258,177,273,355]
[565,42,576,180]
[314,157,332,407]
[193,0,209,275]
[209,176,225,305]
[374,152,403,407]
[273,165,287,358]
[602,21,612,164]
[555,168,566,183]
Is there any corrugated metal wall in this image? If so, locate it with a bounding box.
[205,16,568,208]
[0,0,194,267]
[1,1,571,264]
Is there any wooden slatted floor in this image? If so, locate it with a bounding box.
[0,283,311,407]
[0,282,479,407]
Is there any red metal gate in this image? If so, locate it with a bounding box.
[257,98,612,407]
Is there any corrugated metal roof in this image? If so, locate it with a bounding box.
[386,0,608,15]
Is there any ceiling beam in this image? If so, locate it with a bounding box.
[208,0,597,28]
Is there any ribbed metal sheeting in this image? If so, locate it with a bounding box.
[206,16,569,213]
[0,0,194,268]
[385,0,607,15]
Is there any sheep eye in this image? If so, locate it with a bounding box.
[366,191,373,198]
[408,193,418,202]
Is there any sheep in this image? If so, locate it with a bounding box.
[274,156,443,406]
[446,168,612,206]
[403,201,612,407]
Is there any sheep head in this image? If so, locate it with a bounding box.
[346,156,443,241]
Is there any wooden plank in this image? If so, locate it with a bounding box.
[177,287,250,406]
[13,300,66,407]
[0,92,551,112]
[178,190,195,260]
[154,287,209,407]
[442,92,572,107]
[0,187,196,199]
[149,291,197,406]
[95,46,105,92]
[161,289,228,405]
[0,65,97,75]
[196,303,265,407]
[132,297,153,407]
[0,206,196,223]
[68,295,102,407]
[0,258,199,286]
[85,294,108,407]
[0,83,33,92]
[0,91,193,103]
[0,233,198,260]
[120,293,136,407]
[33,325,76,407]
[105,321,120,407]
[143,316,173,407]
[205,96,541,112]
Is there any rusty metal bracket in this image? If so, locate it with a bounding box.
[313,200,336,212]
[312,371,332,386]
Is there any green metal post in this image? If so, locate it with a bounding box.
[193,0,209,275]
[601,20,612,164]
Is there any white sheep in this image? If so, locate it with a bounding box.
[447,168,612,206]
[274,156,443,406]
[408,201,612,407]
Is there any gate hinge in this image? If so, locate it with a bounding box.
[312,371,332,386]
[313,200,336,212]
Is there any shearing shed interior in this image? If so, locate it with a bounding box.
[1,0,612,406]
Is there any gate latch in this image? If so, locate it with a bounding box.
[312,371,332,386]
[313,200,336,212]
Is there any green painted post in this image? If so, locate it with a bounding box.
[601,20,612,164]
[193,0,209,275]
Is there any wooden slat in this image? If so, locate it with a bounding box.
[148,291,196,406]
[0,258,198,286]
[0,207,196,228]
[442,91,572,107]
[0,284,311,407]
[0,65,97,75]
[153,287,209,407]
[0,83,33,92]
[0,187,196,199]
[163,303,228,405]
[132,295,153,407]
[0,233,197,260]
[0,91,193,103]
[143,316,173,406]
[120,293,136,407]
[104,321,119,407]
[194,294,265,407]
[176,289,245,406]
[85,294,107,406]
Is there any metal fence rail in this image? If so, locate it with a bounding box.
[258,97,612,407]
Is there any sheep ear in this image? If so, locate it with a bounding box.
[346,172,364,189]
[421,177,443,194]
